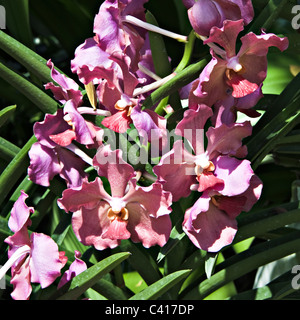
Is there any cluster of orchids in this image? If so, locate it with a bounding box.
[0,0,289,299]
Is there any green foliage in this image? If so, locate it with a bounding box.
[0,0,299,301]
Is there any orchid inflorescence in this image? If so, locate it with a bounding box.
[0,0,289,300]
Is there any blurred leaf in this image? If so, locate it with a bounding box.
[205,252,219,279]
[129,269,191,300]
[0,0,33,49]
[0,137,20,162]
[0,105,16,128]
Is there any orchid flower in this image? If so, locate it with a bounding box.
[57,146,172,250]
[183,174,263,252]
[153,105,253,201]
[0,191,67,300]
[190,19,288,108]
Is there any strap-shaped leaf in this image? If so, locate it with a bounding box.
[53,252,131,300]
[0,62,58,114]
[181,230,300,299]
[0,105,16,128]
[0,135,37,208]
[129,269,191,300]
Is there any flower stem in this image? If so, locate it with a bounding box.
[124,15,188,43]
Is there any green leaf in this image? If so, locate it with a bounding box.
[119,240,162,285]
[0,62,58,114]
[129,269,191,300]
[0,137,20,162]
[180,230,300,300]
[0,215,12,238]
[52,252,131,300]
[0,105,16,128]
[0,0,33,49]
[0,135,37,208]
[205,252,219,279]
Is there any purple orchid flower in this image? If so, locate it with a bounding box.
[0,191,67,300]
[185,0,254,37]
[183,174,262,252]
[57,146,173,250]
[153,105,253,201]
[190,19,288,108]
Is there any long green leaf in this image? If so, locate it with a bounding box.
[0,62,58,114]
[180,230,300,300]
[53,252,131,300]
[0,135,37,208]
[0,105,16,128]
[129,269,191,300]
[0,137,20,162]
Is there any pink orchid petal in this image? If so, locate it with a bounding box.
[58,177,111,212]
[197,172,224,193]
[28,142,61,187]
[227,72,259,98]
[126,202,171,248]
[214,156,253,196]
[153,140,196,201]
[58,251,87,289]
[102,219,131,240]
[49,129,76,147]
[45,59,83,106]
[93,147,135,198]
[55,148,88,188]
[71,203,120,250]
[206,121,252,158]
[101,109,132,133]
[175,105,213,154]
[183,196,237,252]
[8,191,33,234]
[71,37,117,86]
[205,19,244,57]
[29,233,64,288]
[125,182,172,218]
[10,256,32,300]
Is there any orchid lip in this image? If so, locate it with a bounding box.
[0,245,31,281]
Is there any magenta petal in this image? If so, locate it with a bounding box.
[126,202,171,248]
[29,233,64,288]
[206,121,252,159]
[101,109,132,133]
[8,191,33,234]
[28,142,61,187]
[214,156,253,196]
[72,204,120,250]
[57,251,87,289]
[10,256,31,300]
[175,105,213,154]
[153,140,196,201]
[45,59,83,106]
[93,147,135,197]
[102,219,131,240]
[58,177,111,213]
[71,37,117,86]
[125,182,172,218]
[205,19,244,57]
[183,196,237,252]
